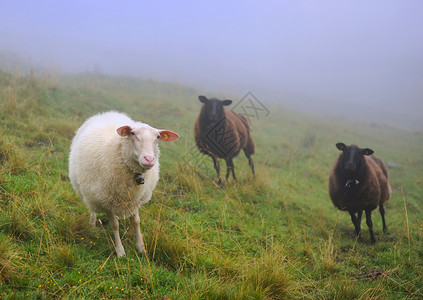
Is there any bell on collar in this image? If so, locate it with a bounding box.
[134,173,145,185]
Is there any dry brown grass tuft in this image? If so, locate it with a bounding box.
[319,233,339,275]
[56,214,97,243]
[5,209,36,241]
[174,163,204,196]
[0,237,21,283]
[52,244,76,268]
[145,223,191,270]
[0,136,29,174]
[244,246,293,299]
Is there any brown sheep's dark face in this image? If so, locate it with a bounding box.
[336,143,374,178]
[198,95,232,122]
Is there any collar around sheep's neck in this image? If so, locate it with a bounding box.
[127,162,145,185]
[120,140,150,185]
[345,178,360,188]
[122,153,147,186]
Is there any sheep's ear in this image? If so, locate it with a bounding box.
[362,148,374,156]
[198,95,208,103]
[117,126,132,137]
[159,130,180,141]
[222,100,232,106]
[336,143,346,151]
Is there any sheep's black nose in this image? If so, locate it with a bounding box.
[345,162,354,170]
[209,114,219,121]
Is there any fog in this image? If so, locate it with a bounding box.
[1,1,422,129]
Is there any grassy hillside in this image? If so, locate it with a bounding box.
[0,70,422,299]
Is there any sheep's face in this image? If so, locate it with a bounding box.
[117,125,179,170]
[336,142,374,177]
[198,95,232,122]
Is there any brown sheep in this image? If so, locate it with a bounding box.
[329,143,391,243]
[194,95,255,186]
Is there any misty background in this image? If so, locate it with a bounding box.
[1,0,422,129]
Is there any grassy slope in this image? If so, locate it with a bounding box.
[0,70,422,299]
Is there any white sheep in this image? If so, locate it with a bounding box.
[69,111,179,257]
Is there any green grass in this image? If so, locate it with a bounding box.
[0,69,422,299]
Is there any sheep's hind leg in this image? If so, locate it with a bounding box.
[379,204,387,233]
[365,209,376,244]
[130,210,146,254]
[225,158,236,181]
[108,212,126,257]
[244,150,255,176]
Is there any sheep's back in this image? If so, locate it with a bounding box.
[194,110,241,159]
[370,155,388,178]
[235,112,255,155]
[365,156,390,205]
[225,110,248,149]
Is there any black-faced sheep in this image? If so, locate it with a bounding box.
[328,143,390,243]
[194,95,255,186]
[69,111,179,257]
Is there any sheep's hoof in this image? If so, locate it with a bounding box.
[355,234,363,243]
[116,244,126,257]
[136,243,146,254]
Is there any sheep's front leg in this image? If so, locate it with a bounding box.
[349,210,363,239]
[365,209,376,244]
[130,210,146,254]
[89,213,97,226]
[108,212,126,257]
[211,155,222,187]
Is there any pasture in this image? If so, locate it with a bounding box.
[0,70,422,299]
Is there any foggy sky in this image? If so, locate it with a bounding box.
[1,1,422,129]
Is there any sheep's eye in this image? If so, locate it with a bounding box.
[130,131,135,135]
[157,134,160,139]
